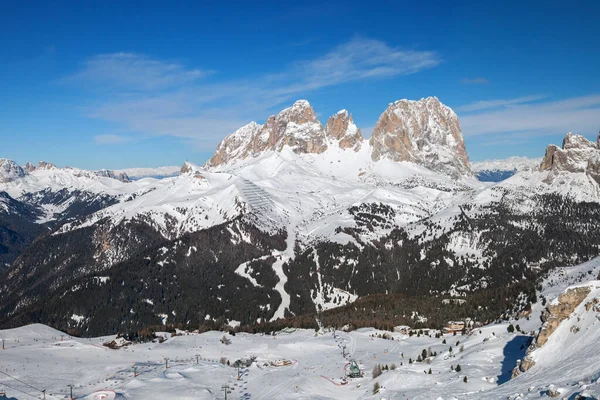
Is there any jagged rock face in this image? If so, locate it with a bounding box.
[513,286,592,378]
[540,133,600,182]
[179,161,206,179]
[325,110,363,150]
[369,97,472,178]
[207,100,328,167]
[36,161,57,170]
[263,99,326,154]
[0,159,27,183]
[95,169,130,182]
[537,286,591,346]
[208,122,262,167]
[24,162,36,172]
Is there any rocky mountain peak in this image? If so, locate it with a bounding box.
[24,162,36,172]
[277,99,318,125]
[540,133,600,182]
[180,161,206,179]
[207,100,328,168]
[0,159,27,183]
[369,96,472,178]
[325,109,363,151]
[36,161,57,170]
[95,169,131,182]
[207,122,262,168]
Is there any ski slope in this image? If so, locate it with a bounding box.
[1,256,599,400]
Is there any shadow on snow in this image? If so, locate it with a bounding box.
[497,334,533,385]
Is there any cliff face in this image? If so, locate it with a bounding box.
[540,133,600,183]
[207,101,329,168]
[369,97,472,178]
[512,286,592,378]
[207,97,473,178]
[324,110,363,151]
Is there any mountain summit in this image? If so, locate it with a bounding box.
[207,97,473,178]
[540,132,600,183]
[370,97,471,177]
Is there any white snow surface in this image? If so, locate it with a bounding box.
[1,258,598,399]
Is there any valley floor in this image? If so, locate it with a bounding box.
[2,257,600,400]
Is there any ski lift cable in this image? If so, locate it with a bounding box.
[0,380,39,399]
[0,370,43,392]
[0,370,62,399]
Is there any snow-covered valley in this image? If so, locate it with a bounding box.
[1,256,599,400]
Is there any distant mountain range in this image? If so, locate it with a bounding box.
[471,156,541,182]
[1,97,599,336]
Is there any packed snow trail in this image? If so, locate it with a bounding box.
[269,220,296,321]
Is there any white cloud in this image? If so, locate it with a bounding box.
[457,95,546,112]
[459,94,600,138]
[66,53,210,91]
[94,134,131,145]
[66,38,440,150]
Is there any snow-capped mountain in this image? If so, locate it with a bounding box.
[113,165,180,179]
[472,156,541,182]
[1,98,600,338]
[369,97,472,178]
[0,159,27,183]
[208,97,472,178]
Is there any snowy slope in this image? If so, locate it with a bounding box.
[1,258,598,400]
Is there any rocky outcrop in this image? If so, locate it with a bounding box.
[324,110,363,150]
[0,159,27,183]
[95,169,131,182]
[180,162,206,179]
[207,100,329,168]
[512,286,592,378]
[537,286,591,346]
[24,162,36,172]
[36,161,57,170]
[369,97,472,178]
[208,122,262,167]
[540,133,600,183]
[207,97,473,178]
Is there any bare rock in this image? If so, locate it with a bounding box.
[24,162,36,172]
[325,110,363,150]
[537,286,591,346]
[369,97,472,178]
[540,133,600,182]
[207,100,327,167]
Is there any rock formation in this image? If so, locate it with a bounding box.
[369,97,471,178]
[207,97,472,178]
[324,110,363,150]
[512,286,592,378]
[540,133,600,183]
[0,159,27,183]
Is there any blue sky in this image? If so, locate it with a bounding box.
[1,0,599,169]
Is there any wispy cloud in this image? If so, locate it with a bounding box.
[457,95,546,112]
[65,53,210,91]
[460,77,489,84]
[65,38,440,149]
[459,94,600,139]
[94,134,132,145]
